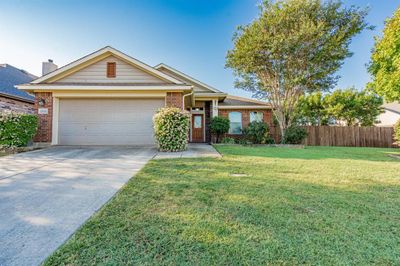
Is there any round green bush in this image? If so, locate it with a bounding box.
[243,121,269,144]
[221,137,235,144]
[153,107,190,152]
[210,116,230,143]
[394,119,400,145]
[0,112,38,148]
[283,125,308,144]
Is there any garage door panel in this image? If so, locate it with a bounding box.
[58,98,164,145]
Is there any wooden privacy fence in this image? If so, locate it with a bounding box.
[270,126,398,148]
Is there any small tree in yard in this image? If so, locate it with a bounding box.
[226,0,370,142]
[324,88,383,126]
[368,7,400,102]
[210,117,230,143]
[153,107,190,152]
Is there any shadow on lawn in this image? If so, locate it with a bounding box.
[214,145,400,162]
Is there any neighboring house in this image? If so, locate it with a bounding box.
[375,102,400,127]
[17,46,271,145]
[0,64,36,113]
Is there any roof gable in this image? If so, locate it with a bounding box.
[155,64,221,93]
[55,55,167,84]
[32,46,183,85]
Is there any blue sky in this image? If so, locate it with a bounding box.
[0,0,398,98]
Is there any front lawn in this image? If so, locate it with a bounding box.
[45,146,400,265]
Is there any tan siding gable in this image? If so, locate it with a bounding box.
[157,68,210,92]
[56,56,166,84]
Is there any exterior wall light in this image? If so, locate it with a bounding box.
[38,98,46,106]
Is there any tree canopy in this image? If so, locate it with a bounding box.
[368,7,400,101]
[226,0,370,139]
[296,89,383,126]
[296,92,329,126]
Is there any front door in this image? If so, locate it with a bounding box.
[191,114,204,142]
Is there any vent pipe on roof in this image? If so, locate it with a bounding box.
[42,59,58,76]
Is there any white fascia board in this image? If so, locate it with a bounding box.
[194,92,227,98]
[16,84,192,91]
[218,105,272,109]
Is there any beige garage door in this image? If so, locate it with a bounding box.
[58,98,164,145]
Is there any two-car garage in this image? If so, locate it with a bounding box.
[57,98,164,145]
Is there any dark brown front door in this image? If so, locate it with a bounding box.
[191,114,204,142]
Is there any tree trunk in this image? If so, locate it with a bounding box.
[274,109,287,144]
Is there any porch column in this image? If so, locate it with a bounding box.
[212,99,218,117]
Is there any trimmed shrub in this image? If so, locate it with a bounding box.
[210,116,230,143]
[221,137,235,144]
[235,137,248,145]
[0,112,38,148]
[243,121,269,144]
[394,119,400,145]
[283,125,308,144]
[265,137,275,144]
[153,107,190,152]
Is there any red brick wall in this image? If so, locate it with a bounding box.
[0,96,34,114]
[218,109,273,137]
[166,92,183,109]
[33,92,53,143]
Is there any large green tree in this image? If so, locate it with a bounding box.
[324,88,383,126]
[226,0,370,140]
[368,7,400,101]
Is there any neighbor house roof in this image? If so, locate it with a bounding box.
[218,95,272,109]
[0,64,36,102]
[382,102,400,115]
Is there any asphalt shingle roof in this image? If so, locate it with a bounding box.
[0,64,36,102]
[219,95,271,107]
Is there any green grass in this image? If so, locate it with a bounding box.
[44,146,400,265]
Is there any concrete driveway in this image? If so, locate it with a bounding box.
[0,146,157,266]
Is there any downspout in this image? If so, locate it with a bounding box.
[182,88,194,143]
[182,87,194,111]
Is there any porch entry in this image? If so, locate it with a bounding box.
[191,114,204,143]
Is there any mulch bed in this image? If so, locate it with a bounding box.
[0,146,42,156]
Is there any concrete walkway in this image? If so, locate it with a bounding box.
[154,144,221,159]
[0,146,156,266]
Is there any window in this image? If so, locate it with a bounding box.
[250,112,263,123]
[194,115,202,128]
[107,62,116,78]
[229,112,242,134]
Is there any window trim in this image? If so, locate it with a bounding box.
[229,111,242,134]
[107,62,116,78]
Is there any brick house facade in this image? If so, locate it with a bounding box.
[165,92,183,108]
[0,95,34,114]
[33,92,53,143]
[218,109,273,139]
[17,46,272,146]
